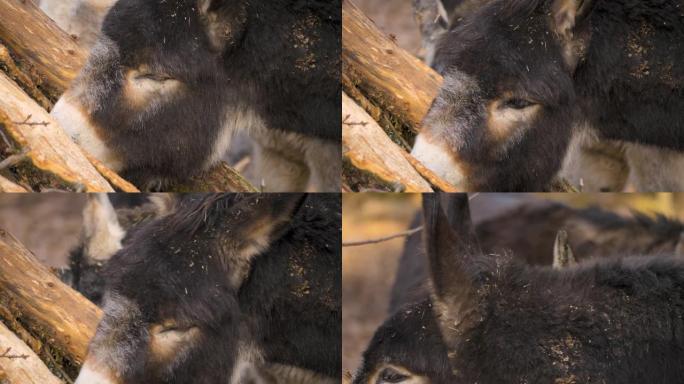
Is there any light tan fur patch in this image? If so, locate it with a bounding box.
[123,67,182,110]
[149,322,201,363]
[486,97,540,143]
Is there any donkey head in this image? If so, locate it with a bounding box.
[74,194,307,384]
[412,0,596,191]
[51,0,253,187]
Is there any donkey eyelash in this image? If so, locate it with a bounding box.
[502,98,536,110]
[157,323,195,334]
[136,73,175,82]
[379,368,410,383]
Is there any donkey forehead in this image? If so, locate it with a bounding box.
[102,0,219,56]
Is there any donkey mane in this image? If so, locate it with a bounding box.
[163,194,247,238]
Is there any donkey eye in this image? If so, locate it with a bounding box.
[155,320,195,334]
[136,73,175,82]
[379,367,410,383]
[503,98,536,110]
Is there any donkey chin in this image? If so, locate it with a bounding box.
[411,134,469,190]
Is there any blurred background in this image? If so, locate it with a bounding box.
[354,0,422,57]
[0,194,86,268]
[342,193,684,376]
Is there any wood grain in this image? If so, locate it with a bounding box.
[0,322,62,384]
[0,229,102,368]
[0,0,87,100]
[343,92,433,192]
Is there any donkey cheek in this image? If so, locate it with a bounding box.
[51,96,124,172]
[411,134,469,189]
[148,326,201,364]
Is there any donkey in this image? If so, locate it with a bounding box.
[420,193,684,382]
[51,0,341,192]
[73,193,341,384]
[411,0,684,191]
[413,0,633,192]
[356,199,684,384]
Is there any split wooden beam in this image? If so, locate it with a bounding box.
[342,92,433,192]
[342,0,442,134]
[0,228,101,379]
[0,322,62,384]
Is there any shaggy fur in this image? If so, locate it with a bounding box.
[77,194,341,383]
[358,200,684,384]
[424,194,684,382]
[65,194,162,304]
[415,0,684,191]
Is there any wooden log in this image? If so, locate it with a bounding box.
[0,322,62,384]
[81,152,140,193]
[0,176,26,193]
[0,0,87,102]
[342,92,433,192]
[342,0,442,133]
[0,228,101,373]
[0,73,114,192]
[170,161,259,193]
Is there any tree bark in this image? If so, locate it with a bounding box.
[0,0,87,103]
[342,0,442,134]
[0,229,101,377]
[0,176,26,193]
[342,92,433,192]
[0,322,62,384]
[171,161,259,193]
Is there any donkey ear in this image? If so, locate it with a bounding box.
[551,0,595,70]
[422,193,485,346]
[220,194,306,286]
[82,194,125,264]
[437,0,480,25]
[675,233,684,257]
[553,229,577,269]
[197,0,247,52]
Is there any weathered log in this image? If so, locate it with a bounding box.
[0,175,26,193]
[0,0,87,103]
[0,73,114,192]
[342,0,442,135]
[0,322,62,384]
[0,229,101,378]
[342,92,433,192]
[171,161,259,193]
